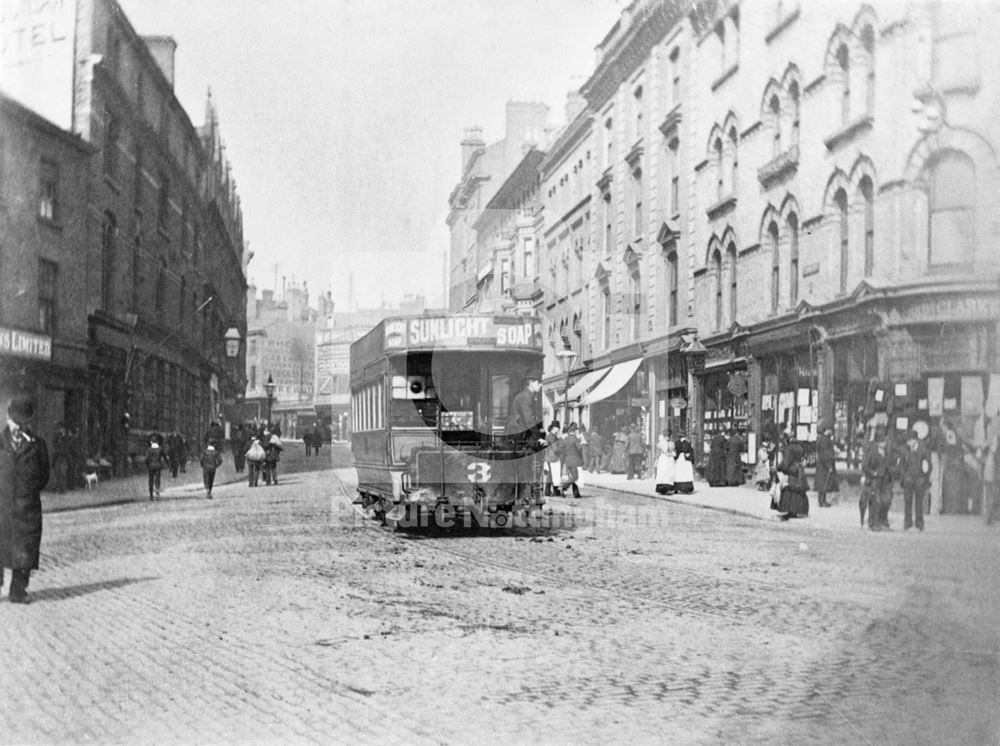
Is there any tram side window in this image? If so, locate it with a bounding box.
[491,374,510,432]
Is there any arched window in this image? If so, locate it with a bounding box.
[728,127,739,194]
[666,251,678,326]
[713,250,723,330]
[837,43,850,124]
[727,243,737,322]
[861,25,875,117]
[602,285,612,348]
[860,177,874,276]
[769,95,781,158]
[101,211,117,312]
[714,138,724,200]
[788,213,800,305]
[789,81,800,147]
[835,188,849,291]
[927,152,975,266]
[769,222,780,312]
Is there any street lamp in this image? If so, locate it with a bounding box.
[555,347,578,427]
[224,327,241,359]
[264,374,276,425]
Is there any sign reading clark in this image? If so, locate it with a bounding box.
[896,295,1000,325]
[0,326,52,361]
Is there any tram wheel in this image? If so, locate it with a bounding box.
[492,511,511,529]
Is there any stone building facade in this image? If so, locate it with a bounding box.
[0,0,248,473]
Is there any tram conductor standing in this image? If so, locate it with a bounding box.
[506,371,545,445]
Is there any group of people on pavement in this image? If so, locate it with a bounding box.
[704,428,747,488]
[653,431,695,495]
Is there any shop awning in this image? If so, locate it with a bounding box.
[566,366,611,403]
[579,358,643,406]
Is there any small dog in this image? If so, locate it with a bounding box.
[83,472,99,490]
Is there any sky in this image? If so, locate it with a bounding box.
[116,0,627,312]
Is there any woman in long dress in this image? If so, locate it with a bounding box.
[655,430,675,495]
[753,439,773,490]
[673,435,695,494]
[610,427,628,474]
[777,442,809,519]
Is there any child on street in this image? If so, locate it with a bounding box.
[144,437,165,500]
[245,437,265,487]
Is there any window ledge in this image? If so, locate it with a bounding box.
[765,6,800,44]
[711,63,739,92]
[104,174,122,194]
[625,139,644,168]
[823,116,873,151]
[658,104,682,137]
[37,215,63,232]
[705,194,737,221]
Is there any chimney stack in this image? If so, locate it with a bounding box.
[142,36,178,88]
[461,126,485,172]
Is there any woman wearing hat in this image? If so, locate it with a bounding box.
[814,423,838,507]
[673,433,695,494]
[654,429,675,495]
[776,442,809,520]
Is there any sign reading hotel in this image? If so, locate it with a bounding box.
[0,0,77,130]
[384,317,540,349]
[0,326,52,361]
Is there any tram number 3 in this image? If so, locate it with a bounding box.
[466,462,492,483]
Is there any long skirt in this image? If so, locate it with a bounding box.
[673,455,694,494]
[655,453,675,494]
[610,443,627,473]
[778,486,809,516]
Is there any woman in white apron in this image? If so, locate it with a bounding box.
[655,430,675,495]
[673,434,695,494]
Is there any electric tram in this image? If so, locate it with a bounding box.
[349,313,546,528]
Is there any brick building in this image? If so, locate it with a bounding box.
[0,93,94,449]
[0,0,248,473]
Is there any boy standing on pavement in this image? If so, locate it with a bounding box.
[626,424,645,480]
[200,442,222,499]
[0,396,50,604]
[145,436,165,500]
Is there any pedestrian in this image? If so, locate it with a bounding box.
[983,422,1000,526]
[625,424,645,480]
[205,420,224,448]
[586,427,604,473]
[245,436,266,487]
[673,434,695,494]
[311,423,324,457]
[176,433,188,474]
[166,430,181,478]
[200,441,223,499]
[144,435,166,500]
[505,371,545,444]
[900,428,931,531]
[753,438,773,491]
[231,425,246,473]
[815,424,838,507]
[543,421,562,496]
[725,428,745,486]
[51,421,70,493]
[558,422,584,499]
[705,430,727,486]
[861,430,894,530]
[776,442,809,520]
[0,395,50,605]
[655,429,675,495]
[610,426,628,474]
[264,432,283,486]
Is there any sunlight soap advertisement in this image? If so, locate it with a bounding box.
[0,0,77,130]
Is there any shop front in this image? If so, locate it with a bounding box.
[577,355,647,449]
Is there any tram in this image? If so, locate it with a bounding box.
[349,313,546,528]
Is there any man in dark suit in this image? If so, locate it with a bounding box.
[0,396,51,604]
[506,372,544,444]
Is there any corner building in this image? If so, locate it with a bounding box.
[0,0,248,473]
[684,0,1000,508]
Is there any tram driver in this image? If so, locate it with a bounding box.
[505,371,546,448]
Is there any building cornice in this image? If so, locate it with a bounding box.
[540,111,594,179]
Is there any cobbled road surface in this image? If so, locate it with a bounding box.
[1,446,997,745]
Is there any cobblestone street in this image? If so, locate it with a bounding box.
[1,448,998,744]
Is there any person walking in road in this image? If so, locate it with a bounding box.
[815,424,838,507]
[50,422,70,493]
[144,436,165,500]
[264,432,283,486]
[625,424,645,480]
[862,431,894,530]
[0,395,51,604]
[200,441,223,499]
[558,422,584,499]
[245,436,266,487]
[543,421,562,496]
[655,429,675,495]
[900,428,931,531]
[231,425,246,473]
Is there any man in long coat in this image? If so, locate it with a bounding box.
[557,422,584,498]
[0,395,50,604]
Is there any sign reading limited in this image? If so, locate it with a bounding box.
[0,326,52,361]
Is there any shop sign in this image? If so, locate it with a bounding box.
[899,296,999,325]
[0,326,51,361]
[629,397,647,408]
[669,397,687,409]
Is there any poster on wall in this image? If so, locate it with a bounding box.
[927,377,944,417]
[961,376,984,417]
[987,374,1000,418]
